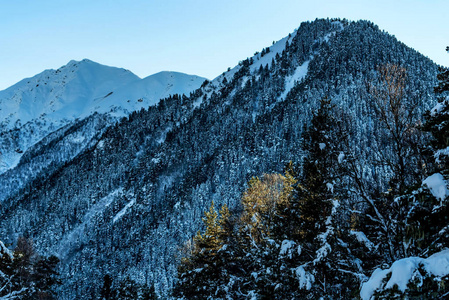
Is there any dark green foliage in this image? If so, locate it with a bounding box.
[174,203,231,299]
[434,65,449,94]
[423,55,449,172]
[295,97,336,241]
[100,275,113,300]
[0,237,60,299]
[32,255,61,299]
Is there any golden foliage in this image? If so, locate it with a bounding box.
[240,172,297,243]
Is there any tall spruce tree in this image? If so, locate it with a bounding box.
[174,202,231,299]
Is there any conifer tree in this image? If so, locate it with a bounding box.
[100,274,113,300]
[264,98,359,299]
[274,98,338,244]
[32,255,61,299]
[174,202,231,299]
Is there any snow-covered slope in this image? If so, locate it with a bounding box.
[0,59,140,129]
[0,59,206,173]
[84,71,207,117]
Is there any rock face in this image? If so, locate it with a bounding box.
[0,19,438,298]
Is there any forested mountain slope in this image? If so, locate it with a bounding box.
[0,19,440,298]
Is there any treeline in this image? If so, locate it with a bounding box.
[0,237,60,299]
[175,60,449,299]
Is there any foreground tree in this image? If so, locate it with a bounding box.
[0,237,61,299]
[174,202,231,299]
[359,48,449,299]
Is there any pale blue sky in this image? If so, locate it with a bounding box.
[0,0,448,90]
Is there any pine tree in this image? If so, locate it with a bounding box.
[32,255,61,299]
[174,202,231,299]
[100,274,114,300]
[139,283,158,300]
[277,98,338,244]
[264,98,359,299]
[117,276,139,299]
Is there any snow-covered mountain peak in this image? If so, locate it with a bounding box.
[0,59,205,173]
[0,59,140,128]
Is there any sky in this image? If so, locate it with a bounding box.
[0,0,448,90]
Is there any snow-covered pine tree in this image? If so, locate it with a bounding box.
[174,202,231,299]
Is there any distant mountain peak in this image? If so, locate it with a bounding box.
[0,59,206,173]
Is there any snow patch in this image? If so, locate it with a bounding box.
[422,173,448,201]
[350,231,374,250]
[435,146,449,164]
[430,97,448,116]
[279,60,310,100]
[113,198,136,223]
[295,266,314,290]
[360,249,449,300]
[338,152,345,164]
[280,240,296,258]
[249,30,298,74]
